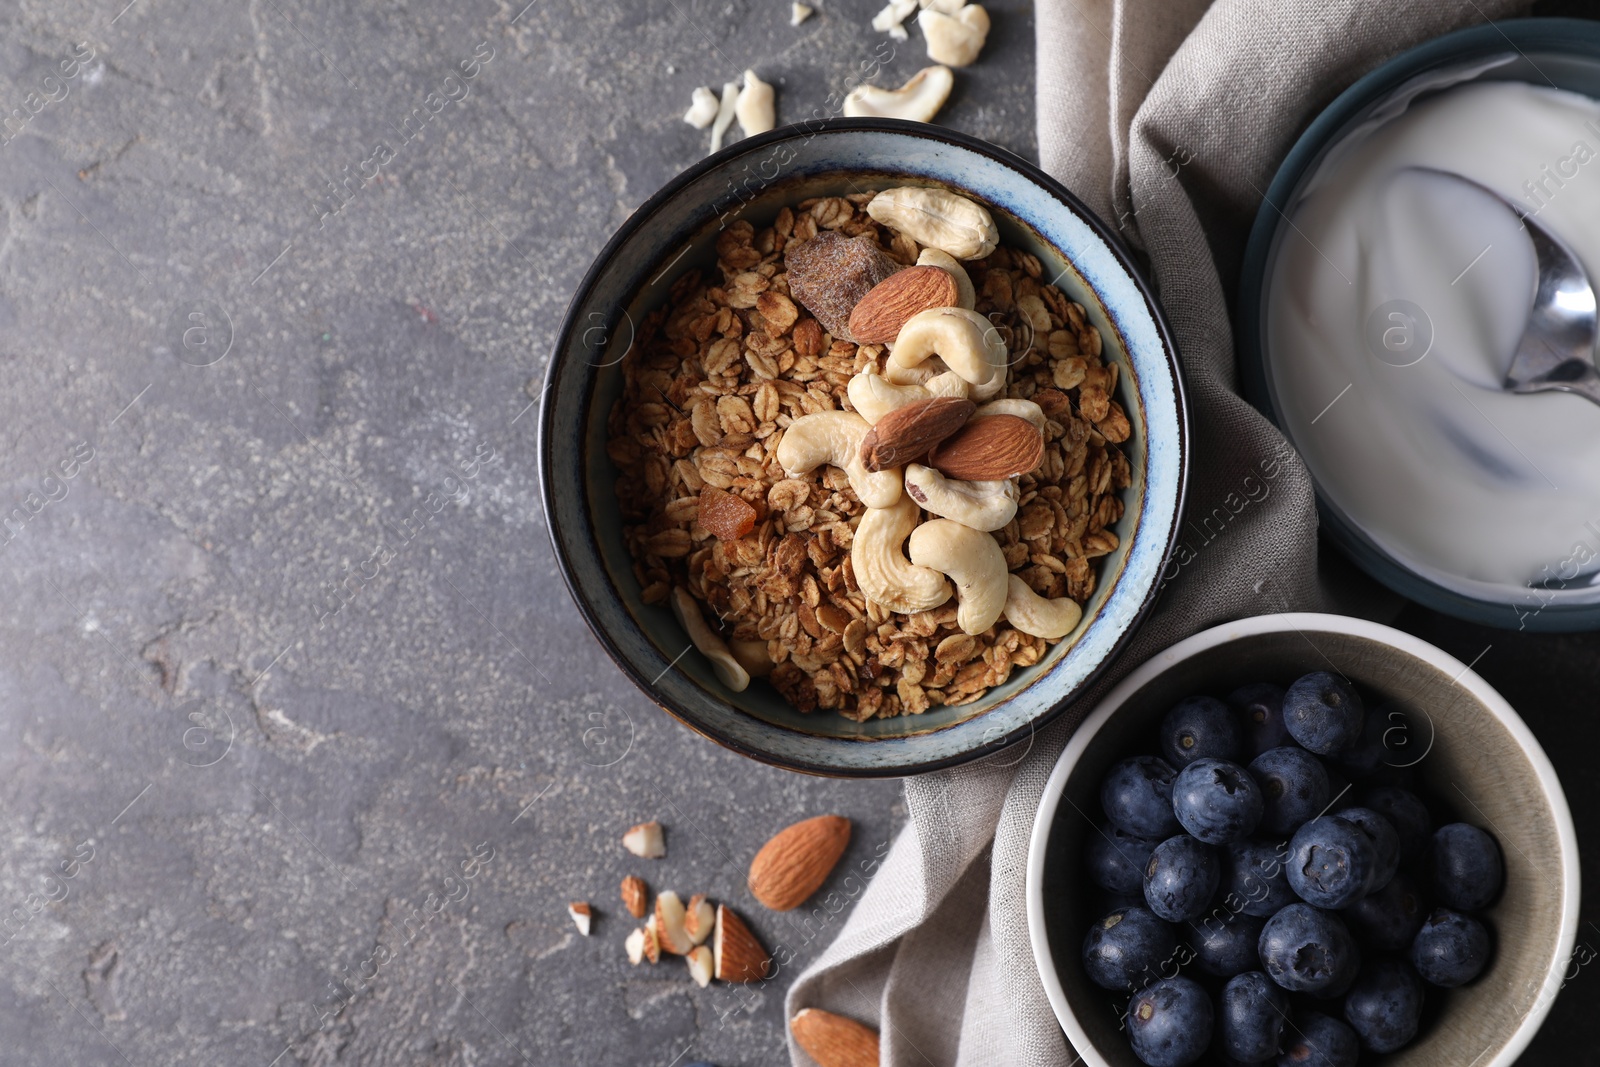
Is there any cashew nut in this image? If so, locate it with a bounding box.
[791,2,814,25]
[925,370,973,399]
[886,307,1007,399]
[709,81,739,154]
[907,519,1009,634]
[729,638,775,679]
[684,87,719,129]
[1003,574,1083,639]
[852,496,951,614]
[920,0,965,12]
[670,586,750,692]
[775,411,902,508]
[847,371,931,425]
[735,69,775,136]
[904,463,1018,532]
[867,186,998,260]
[917,248,976,310]
[920,4,990,67]
[842,65,953,123]
[974,397,1045,431]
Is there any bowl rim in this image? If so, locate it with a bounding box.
[1235,17,1600,632]
[1024,611,1580,1067]
[537,117,1190,778]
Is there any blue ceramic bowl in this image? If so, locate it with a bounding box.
[540,119,1187,776]
[1238,19,1600,631]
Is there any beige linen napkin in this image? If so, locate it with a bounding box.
[787,1,1525,1063]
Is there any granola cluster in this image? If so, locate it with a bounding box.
[606,192,1133,720]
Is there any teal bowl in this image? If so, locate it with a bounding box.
[540,120,1187,776]
[1237,18,1600,631]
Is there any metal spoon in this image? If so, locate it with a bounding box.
[1417,167,1600,405]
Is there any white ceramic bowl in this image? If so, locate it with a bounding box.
[1026,613,1579,1067]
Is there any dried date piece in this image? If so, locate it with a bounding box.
[785,231,900,341]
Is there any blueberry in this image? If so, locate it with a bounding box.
[1125,975,1213,1066]
[1186,910,1267,977]
[1411,907,1491,987]
[1143,835,1221,923]
[1249,747,1330,837]
[1218,971,1288,1062]
[1321,764,1357,814]
[1220,839,1297,918]
[1362,785,1432,859]
[1228,682,1291,757]
[1258,903,1360,995]
[1082,906,1179,992]
[1332,807,1399,893]
[1102,756,1182,839]
[1161,696,1243,768]
[1172,759,1263,844]
[1337,701,1403,777]
[1345,871,1427,950]
[1282,672,1364,756]
[1286,817,1376,909]
[1427,823,1504,911]
[1086,823,1162,896]
[1343,957,1424,1053]
[1275,1010,1359,1067]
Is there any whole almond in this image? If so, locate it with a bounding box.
[790,1008,881,1067]
[748,814,851,911]
[713,904,771,982]
[926,414,1045,480]
[847,265,960,343]
[859,396,975,472]
[620,875,647,919]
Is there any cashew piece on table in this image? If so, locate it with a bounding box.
[974,397,1046,431]
[847,371,931,425]
[917,248,976,310]
[670,586,750,692]
[775,410,902,508]
[886,307,1007,400]
[866,186,999,260]
[852,495,952,614]
[920,5,990,68]
[842,65,953,124]
[907,519,1009,635]
[735,69,775,136]
[1003,574,1083,639]
[904,463,1018,532]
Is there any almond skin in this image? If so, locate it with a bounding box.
[847,265,960,344]
[791,1008,881,1067]
[859,396,974,472]
[748,814,851,911]
[713,904,771,982]
[620,875,648,919]
[926,413,1045,480]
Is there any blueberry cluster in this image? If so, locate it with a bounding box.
[1079,673,1503,1066]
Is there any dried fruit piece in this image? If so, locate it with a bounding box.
[621,875,648,919]
[685,893,715,945]
[927,414,1044,481]
[623,820,666,859]
[748,814,852,911]
[568,901,592,936]
[713,904,771,982]
[791,1008,881,1067]
[786,231,900,340]
[698,485,757,541]
[625,926,647,965]
[859,396,974,472]
[847,265,960,343]
[656,891,694,955]
[686,944,714,987]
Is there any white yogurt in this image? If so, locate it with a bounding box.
[1267,80,1600,601]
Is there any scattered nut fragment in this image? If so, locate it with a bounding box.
[568,901,593,936]
[842,64,953,123]
[642,915,662,963]
[713,904,771,982]
[686,944,714,987]
[735,69,775,136]
[887,307,1007,396]
[623,820,666,859]
[920,4,990,67]
[1003,573,1083,639]
[670,585,752,692]
[871,0,918,39]
[904,463,1018,531]
[908,518,1009,634]
[621,875,648,919]
[848,264,960,344]
[791,1008,881,1067]
[916,247,976,310]
[776,410,902,509]
[847,371,933,425]
[748,814,852,910]
[859,396,974,472]
[683,86,719,128]
[851,494,952,614]
[786,230,901,340]
[709,81,739,154]
[867,186,999,260]
[791,2,814,25]
[624,926,647,965]
[920,0,965,12]
[655,890,694,955]
[926,414,1044,480]
[684,893,716,945]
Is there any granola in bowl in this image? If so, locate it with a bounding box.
[606,187,1134,722]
